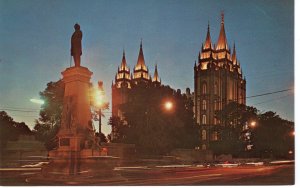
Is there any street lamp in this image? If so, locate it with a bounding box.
[250,121,256,128]
[164,101,173,111]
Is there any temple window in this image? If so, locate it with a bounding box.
[202,100,207,110]
[202,130,207,140]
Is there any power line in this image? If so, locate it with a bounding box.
[199,88,292,106]
[7,114,38,118]
[251,93,292,106]
[246,89,292,99]
[0,108,39,113]
[0,106,39,111]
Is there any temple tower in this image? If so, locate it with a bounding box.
[194,14,246,150]
[112,51,131,117]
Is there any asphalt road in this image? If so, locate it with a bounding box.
[110,164,294,185]
[0,164,294,185]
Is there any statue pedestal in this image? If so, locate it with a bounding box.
[38,66,120,179]
[57,66,94,152]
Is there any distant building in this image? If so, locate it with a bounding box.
[111,41,161,140]
[194,14,246,150]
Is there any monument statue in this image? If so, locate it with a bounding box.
[31,24,120,182]
[71,23,82,67]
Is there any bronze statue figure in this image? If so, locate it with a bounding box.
[71,23,82,67]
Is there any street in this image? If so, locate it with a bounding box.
[0,162,294,185]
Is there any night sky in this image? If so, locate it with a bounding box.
[0,0,294,135]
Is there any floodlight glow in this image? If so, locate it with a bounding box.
[250,121,256,127]
[93,87,105,108]
[164,101,173,111]
[30,99,45,105]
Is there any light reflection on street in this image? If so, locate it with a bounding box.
[0,160,294,185]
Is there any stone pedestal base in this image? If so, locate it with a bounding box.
[41,149,120,178]
[30,65,121,183]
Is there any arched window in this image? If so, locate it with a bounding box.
[214,117,217,125]
[202,144,207,150]
[202,115,207,125]
[202,100,207,110]
[202,130,207,140]
[202,82,207,94]
[214,99,218,110]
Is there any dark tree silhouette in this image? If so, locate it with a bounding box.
[212,102,258,156]
[110,84,199,155]
[0,111,32,151]
[253,111,294,159]
[214,102,294,158]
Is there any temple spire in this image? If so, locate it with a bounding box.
[120,49,128,70]
[133,40,150,81]
[216,12,228,50]
[114,50,131,88]
[136,39,146,69]
[221,11,224,24]
[152,64,161,86]
[153,64,160,83]
[232,42,237,64]
[204,22,212,49]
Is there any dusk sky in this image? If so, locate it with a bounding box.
[0,0,294,135]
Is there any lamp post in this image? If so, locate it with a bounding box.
[97,81,104,135]
[94,81,107,141]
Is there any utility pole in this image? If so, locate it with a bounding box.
[99,108,102,135]
[98,81,104,141]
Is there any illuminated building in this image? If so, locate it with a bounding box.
[194,13,246,150]
[111,41,161,139]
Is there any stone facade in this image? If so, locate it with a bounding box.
[194,14,246,150]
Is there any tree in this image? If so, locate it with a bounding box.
[33,80,108,150]
[108,116,128,143]
[252,111,294,159]
[14,122,32,135]
[111,84,199,155]
[213,102,259,156]
[33,80,64,150]
[0,111,32,151]
[214,102,294,159]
